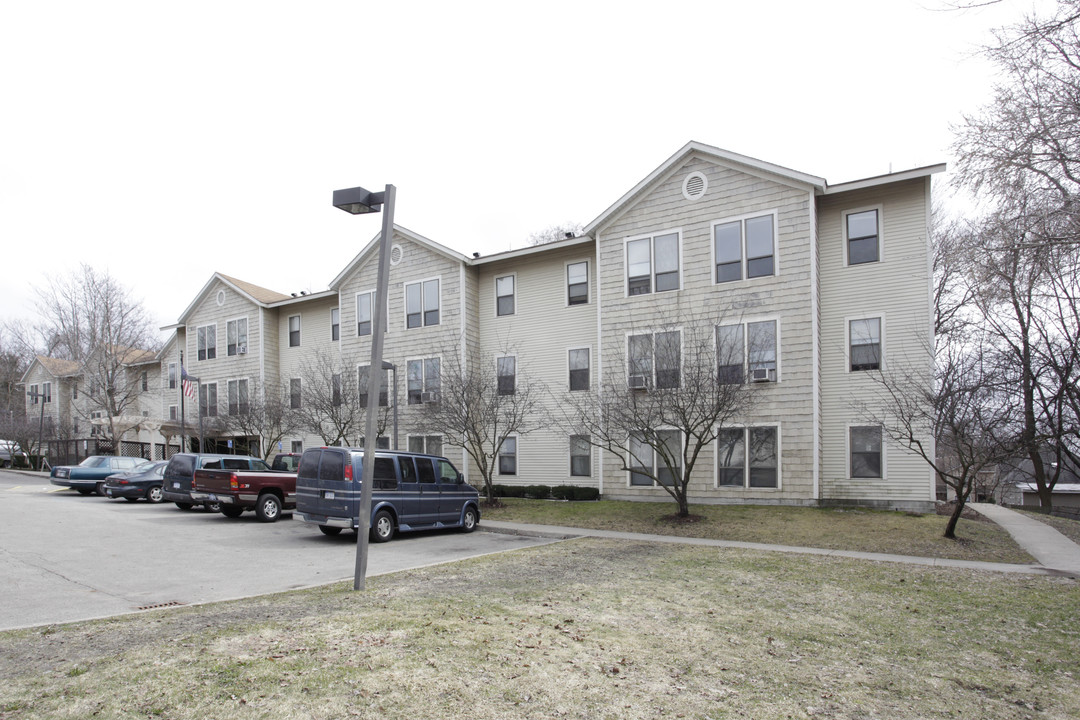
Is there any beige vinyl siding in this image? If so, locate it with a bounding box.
[595,154,818,504]
[475,244,599,486]
[817,177,935,507]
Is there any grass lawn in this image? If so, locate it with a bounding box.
[1,538,1077,720]
[483,498,1036,564]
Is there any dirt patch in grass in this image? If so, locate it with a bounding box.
[0,538,1076,720]
[486,499,1034,563]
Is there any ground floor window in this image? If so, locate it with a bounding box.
[570,435,591,476]
[628,430,680,486]
[850,426,882,478]
[499,436,517,475]
[716,426,779,489]
[408,435,443,456]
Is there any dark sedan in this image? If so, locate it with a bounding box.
[104,460,168,503]
[50,455,148,495]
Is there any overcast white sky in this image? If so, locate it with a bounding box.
[0,0,1044,337]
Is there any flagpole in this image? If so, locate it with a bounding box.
[180,352,187,452]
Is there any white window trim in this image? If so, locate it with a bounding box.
[330,307,340,341]
[494,272,517,318]
[169,405,178,421]
[841,204,885,266]
[566,345,591,392]
[407,434,445,455]
[356,363,390,407]
[626,428,682,488]
[569,434,592,478]
[496,353,517,395]
[290,377,302,409]
[844,313,886,374]
[226,377,249,416]
[846,422,887,480]
[403,275,442,330]
[717,315,783,383]
[225,316,249,357]
[710,209,780,284]
[200,381,219,417]
[355,289,380,337]
[625,328,684,389]
[168,362,177,390]
[287,315,302,348]
[196,323,217,361]
[405,355,443,404]
[565,259,591,307]
[498,434,519,476]
[712,424,782,490]
[623,228,683,297]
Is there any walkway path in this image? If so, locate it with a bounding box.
[969,502,1080,576]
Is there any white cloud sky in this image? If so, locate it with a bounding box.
[0,0,1042,335]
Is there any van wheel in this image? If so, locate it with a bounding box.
[371,510,394,543]
[221,505,244,518]
[255,494,282,522]
[175,502,193,511]
[460,506,478,533]
[318,525,342,536]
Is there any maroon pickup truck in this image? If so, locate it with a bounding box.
[190,466,298,522]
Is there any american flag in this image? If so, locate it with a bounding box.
[181,366,196,399]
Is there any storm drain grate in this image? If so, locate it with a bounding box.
[136,601,186,611]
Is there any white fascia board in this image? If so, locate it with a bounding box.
[822,164,947,195]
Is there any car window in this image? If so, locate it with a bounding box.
[437,459,459,483]
[319,451,344,482]
[222,458,249,470]
[297,451,320,480]
[168,455,195,476]
[399,457,417,483]
[373,457,398,489]
[251,459,271,471]
[80,457,107,468]
[415,457,436,484]
[201,458,222,470]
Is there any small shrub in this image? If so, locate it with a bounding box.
[571,486,600,501]
[524,485,551,499]
[550,486,573,500]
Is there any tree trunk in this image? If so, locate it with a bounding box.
[944,497,965,539]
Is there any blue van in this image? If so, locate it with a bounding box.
[295,447,480,541]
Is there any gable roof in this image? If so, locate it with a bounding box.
[585,141,827,236]
[330,224,469,290]
[177,272,291,324]
[23,355,80,383]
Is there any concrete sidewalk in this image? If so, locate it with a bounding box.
[482,507,1080,578]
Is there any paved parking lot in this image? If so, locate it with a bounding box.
[0,469,558,631]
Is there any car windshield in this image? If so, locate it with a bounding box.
[78,456,108,468]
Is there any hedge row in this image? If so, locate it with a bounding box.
[490,484,599,501]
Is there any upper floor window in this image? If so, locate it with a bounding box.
[626,232,679,295]
[291,440,303,454]
[408,435,443,456]
[30,384,39,404]
[200,382,218,417]
[567,261,589,305]
[849,317,882,371]
[496,275,515,316]
[406,279,440,328]
[713,212,776,283]
[356,291,374,336]
[141,372,148,391]
[358,365,389,407]
[497,356,516,395]
[197,324,216,361]
[169,405,178,421]
[73,381,79,399]
[628,331,680,389]
[331,373,342,407]
[407,358,441,404]
[227,318,248,356]
[168,363,177,390]
[42,382,52,403]
[290,378,302,409]
[288,316,301,347]
[845,208,880,265]
[331,308,340,341]
[228,378,249,415]
[716,320,778,384]
[568,348,590,391]
[850,426,883,478]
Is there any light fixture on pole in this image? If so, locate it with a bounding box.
[334,183,395,591]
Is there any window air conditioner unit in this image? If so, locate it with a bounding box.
[421,391,440,404]
[237,344,247,354]
[750,368,774,383]
[628,374,648,390]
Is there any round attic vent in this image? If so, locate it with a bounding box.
[682,171,708,201]
[216,290,225,306]
[390,243,404,265]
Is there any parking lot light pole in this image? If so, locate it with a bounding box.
[333,183,395,591]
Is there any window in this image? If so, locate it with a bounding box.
[73,417,79,435]
[167,364,176,390]
[496,275,515,316]
[570,435,591,477]
[227,318,248,356]
[288,315,301,347]
[406,278,440,328]
[715,426,779,489]
[628,430,680,486]
[356,291,374,336]
[29,384,38,404]
[627,232,679,295]
[141,372,148,391]
[567,261,588,305]
[408,435,443,456]
[200,382,218,417]
[228,379,249,415]
[290,378,302,409]
[42,382,52,403]
[850,426,883,478]
[628,331,680,389]
[331,308,340,341]
[169,405,178,421]
[498,436,517,475]
[407,358,441,404]
[748,320,778,379]
[497,356,516,395]
[357,365,389,407]
[568,348,590,391]
[291,440,303,454]
[73,381,78,399]
[713,212,776,283]
[332,373,342,407]
[846,209,880,265]
[716,324,745,384]
[197,324,217,360]
[849,318,882,371]
[716,320,778,383]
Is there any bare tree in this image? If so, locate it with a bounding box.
[528,222,584,246]
[221,379,302,461]
[414,345,544,503]
[292,349,391,447]
[558,312,765,518]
